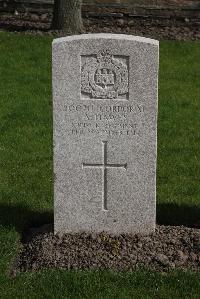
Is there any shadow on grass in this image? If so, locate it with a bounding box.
[157,203,200,228]
[0,202,199,233]
[0,203,53,233]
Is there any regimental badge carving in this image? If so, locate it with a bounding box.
[81,50,129,100]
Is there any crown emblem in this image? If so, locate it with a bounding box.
[97,50,112,63]
[81,50,129,99]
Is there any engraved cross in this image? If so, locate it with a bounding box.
[82,141,127,211]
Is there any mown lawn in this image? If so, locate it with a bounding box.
[0,32,199,298]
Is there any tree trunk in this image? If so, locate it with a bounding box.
[52,0,83,34]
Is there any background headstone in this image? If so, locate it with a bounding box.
[53,34,159,235]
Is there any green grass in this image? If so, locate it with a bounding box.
[0,32,199,298]
[157,41,200,226]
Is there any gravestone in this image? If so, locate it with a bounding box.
[53,34,159,235]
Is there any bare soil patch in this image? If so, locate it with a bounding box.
[0,13,200,40]
[12,225,200,274]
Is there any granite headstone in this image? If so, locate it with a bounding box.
[53,34,159,235]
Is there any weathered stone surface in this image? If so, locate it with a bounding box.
[53,33,159,234]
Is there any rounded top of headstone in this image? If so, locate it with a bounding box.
[52,33,159,46]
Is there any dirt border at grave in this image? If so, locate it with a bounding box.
[11,224,200,275]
